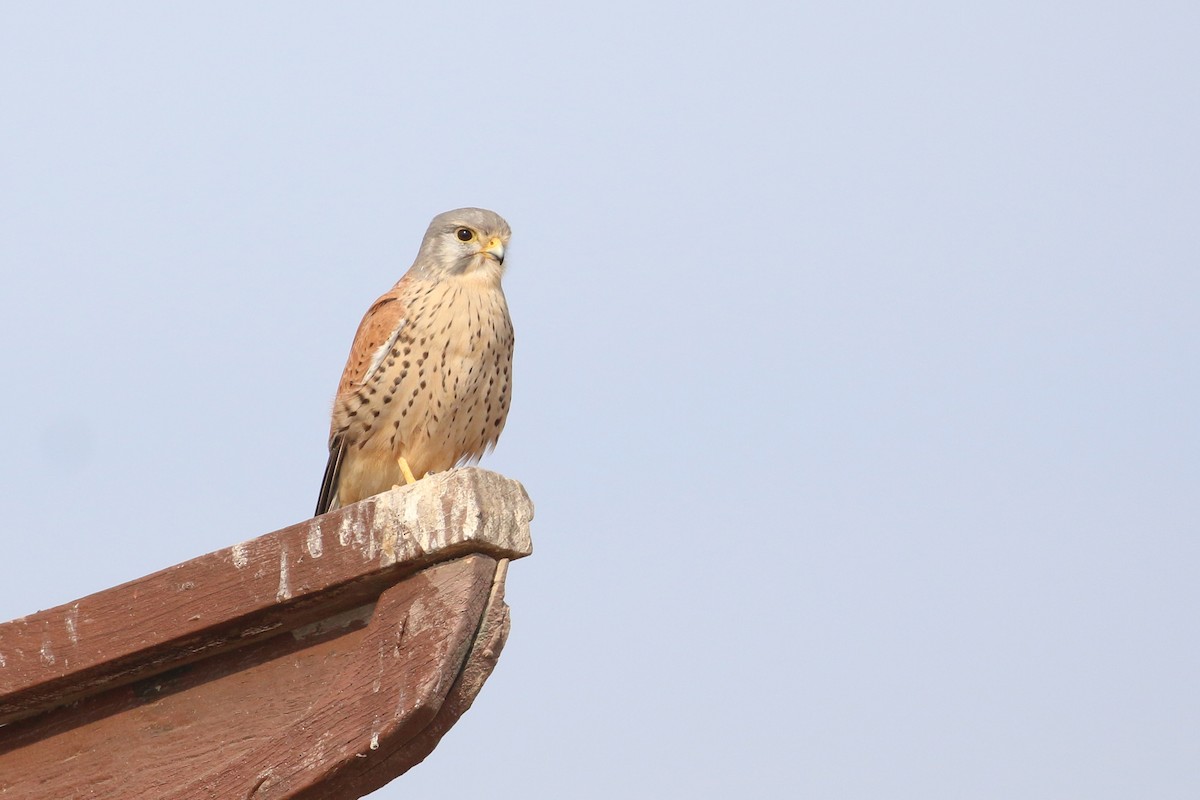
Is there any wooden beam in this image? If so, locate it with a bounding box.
[0,468,533,798]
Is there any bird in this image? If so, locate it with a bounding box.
[316,208,514,515]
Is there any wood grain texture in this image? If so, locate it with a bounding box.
[0,555,511,799]
[325,559,515,798]
[0,467,532,724]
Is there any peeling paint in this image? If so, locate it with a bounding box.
[0,651,6,667]
[276,545,292,601]
[338,514,353,547]
[306,522,323,559]
[380,523,396,565]
[399,488,428,555]
[459,485,481,541]
[240,622,283,638]
[291,603,374,640]
[232,542,249,569]
[368,471,532,567]
[298,733,329,772]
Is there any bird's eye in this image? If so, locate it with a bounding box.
[456,228,474,242]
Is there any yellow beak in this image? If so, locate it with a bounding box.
[484,237,506,264]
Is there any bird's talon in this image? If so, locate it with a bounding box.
[398,457,418,485]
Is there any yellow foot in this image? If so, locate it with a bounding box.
[398,456,418,485]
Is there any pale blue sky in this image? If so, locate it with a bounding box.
[1,3,1198,797]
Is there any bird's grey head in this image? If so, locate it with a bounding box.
[411,207,512,279]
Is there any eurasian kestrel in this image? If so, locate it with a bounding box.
[316,208,514,515]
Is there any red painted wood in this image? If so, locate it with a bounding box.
[0,555,511,798]
[0,468,531,724]
[0,468,532,798]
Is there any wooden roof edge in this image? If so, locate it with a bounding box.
[0,467,533,724]
[0,554,515,798]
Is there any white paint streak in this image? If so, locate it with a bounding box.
[366,515,378,560]
[65,605,79,645]
[338,514,353,547]
[231,542,249,569]
[307,522,323,559]
[370,732,380,750]
[40,642,55,665]
[0,651,7,667]
[276,545,292,601]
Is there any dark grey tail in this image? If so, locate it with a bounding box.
[315,434,346,516]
